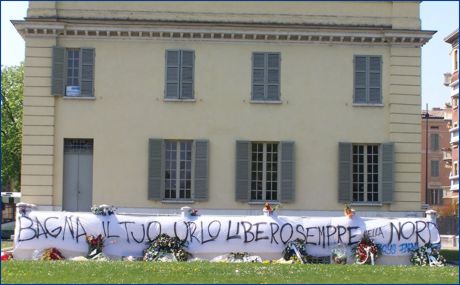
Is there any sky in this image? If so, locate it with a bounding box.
[1,1,459,109]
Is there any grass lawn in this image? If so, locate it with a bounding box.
[1,261,458,284]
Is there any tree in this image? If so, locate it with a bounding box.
[1,64,24,192]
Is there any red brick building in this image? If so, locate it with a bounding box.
[421,108,452,210]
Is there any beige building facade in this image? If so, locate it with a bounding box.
[14,1,434,216]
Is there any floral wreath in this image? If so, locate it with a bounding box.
[410,242,446,266]
[355,235,379,265]
[143,233,191,262]
[282,238,309,264]
[331,243,348,264]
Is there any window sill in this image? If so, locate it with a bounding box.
[352,103,384,107]
[63,96,96,100]
[163,98,196,103]
[248,201,280,205]
[161,200,195,204]
[350,202,383,207]
[250,100,282,104]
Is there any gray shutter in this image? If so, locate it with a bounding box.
[338,142,352,203]
[280,141,295,203]
[252,53,265,100]
[81,48,95,97]
[267,53,280,101]
[381,142,394,203]
[148,139,164,200]
[235,141,250,202]
[368,56,381,104]
[51,46,65,96]
[165,50,180,99]
[431,134,439,151]
[181,51,194,99]
[194,140,208,201]
[354,56,367,103]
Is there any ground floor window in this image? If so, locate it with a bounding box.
[250,142,279,201]
[164,140,192,200]
[352,144,379,202]
[428,188,443,205]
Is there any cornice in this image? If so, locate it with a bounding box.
[12,20,435,47]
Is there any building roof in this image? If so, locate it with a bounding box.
[444,28,459,45]
[421,108,448,119]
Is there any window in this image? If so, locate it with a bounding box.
[354,55,382,104]
[164,141,192,200]
[352,144,379,202]
[252,52,280,101]
[429,188,443,205]
[250,142,279,201]
[453,162,458,176]
[165,50,194,100]
[51,46,95,97]
[430,133,439,151]
[148,139,208,202]
[431,160,439,177]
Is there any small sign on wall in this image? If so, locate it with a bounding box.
[66,86,81,96]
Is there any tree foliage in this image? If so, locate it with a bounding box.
[1,64,24,192]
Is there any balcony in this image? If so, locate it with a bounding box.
[442,148,452,162]
[450,174,459,191]
[450,126,459,144]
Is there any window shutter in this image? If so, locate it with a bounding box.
[148,139,164,200]
[51,46,65,96]
[81,48,95,97]
[236,141,250,202]
[165,50,180,99]
[381,142,394,203]
[338,142,352,203]
[354,56,367,103]
[194,140,209,201]
[267,53,280,101]
[368,56,381,104]
[280,141,295,203]
[252,53,265,101]
[181,51,194,99]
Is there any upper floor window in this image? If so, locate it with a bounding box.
[430,133,439,151]
[354,55,382,104]
[431,160,440,177]
[252,52,280,102]
[51,46,95,97]
[428,188,443,205]
[165,50,194,100]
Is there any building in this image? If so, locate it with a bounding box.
[443,29,459,207]
[420,107,452,210]
[13,2,434,216]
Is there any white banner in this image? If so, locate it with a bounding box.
[13,211,440,259]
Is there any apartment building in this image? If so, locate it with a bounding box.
[421,108,452,209]
[443,29,459,205]
[13,1,434,216]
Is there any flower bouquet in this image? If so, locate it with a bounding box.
[410,242,446,266]
[91,204,116,216]
[86,234,105,259]
[143,233,191,262]
[355,235,379,265]
[41,248,64,260]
